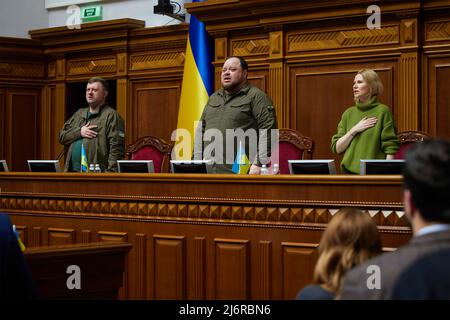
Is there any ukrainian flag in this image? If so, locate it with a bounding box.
[81,143,88,172]
[175,0,213,159]
[232,141,251,174]
[13,225,26,252]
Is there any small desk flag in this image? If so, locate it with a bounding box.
[13,225,26,252]
[81,143,88,172]
[232,141,251,174]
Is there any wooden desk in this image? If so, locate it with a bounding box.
[0,173,410,299]
[25,242,132,299]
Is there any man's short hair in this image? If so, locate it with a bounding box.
[88,77,109,92]
[403,139,450,223]
[225,56,248,71]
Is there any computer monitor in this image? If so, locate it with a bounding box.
[117,160,154,173]
[360,159,405,175]
[170,160,211,174]
[288,160,337,175]
[0,160,9,172]
[27,160,61,172]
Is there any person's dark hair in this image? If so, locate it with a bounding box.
[88,77,109,92]
[403,139,450,223]
[225,56,248,71]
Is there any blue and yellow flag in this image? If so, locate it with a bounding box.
[81,143,88,172]
[12,225,26,252]
[175,0,213,159]
[232,141,251,174]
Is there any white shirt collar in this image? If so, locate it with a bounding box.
[415,224,450,237]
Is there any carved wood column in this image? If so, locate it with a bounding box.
[398,52,419,131]
[55,56,66,162]
[41,85,51,159]
[42,62,56,159]
[214,34,228,91]
[115,50,129,144]
[398,18,419,131]
[268,28,285,128]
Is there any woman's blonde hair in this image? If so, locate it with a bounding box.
[357,68,384,97]
[312,208,382,296]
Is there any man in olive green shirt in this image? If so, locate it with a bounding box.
[59,77,125,172]
[194,56,277,174]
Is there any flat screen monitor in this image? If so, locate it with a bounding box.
[117,160,154,173]
[170,160,211,174]
[0,160,9,172]
[288,160,337,175]
[27,160,61,172]
[360,159,405,175]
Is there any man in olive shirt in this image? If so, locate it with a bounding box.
[194,56,277,174]
[59,77,125,172]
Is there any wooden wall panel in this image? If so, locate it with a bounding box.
[214,239,250,299]
[282,242,318,299]
[134,233,147,299]
[66,56,116,77]
[190,237,206,299]
[247,69,268,93]
[6,89,41,171]
[398,52,419,131]
[153,235,186,299]
[47,86,59,158]
[30,226,42,247]
[48,228,76,245]
[131,80,181,143]
[97,231,129,299]
[426,56,450,138]
[435,64,450,138]
[0,90,4,159]
[258,240,272,299]
[231,37,270,58]
[81,230,92,243]
[0,61,44,78]
[290,63,396,166]
[286,25,400,54]
[40,85,58,159]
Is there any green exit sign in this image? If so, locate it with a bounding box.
[81,5,103,22]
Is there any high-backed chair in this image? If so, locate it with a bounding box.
[126,136,172,173]
[277,128,314,174]
[394,130,431,159]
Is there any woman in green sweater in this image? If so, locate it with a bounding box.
[331,69,399,174]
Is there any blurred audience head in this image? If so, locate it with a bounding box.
[403,139,450,225]
[313,207,382,296]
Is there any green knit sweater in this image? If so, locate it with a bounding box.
[331,97,400,174]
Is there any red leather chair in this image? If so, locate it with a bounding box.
[276,128,314,174]
[394,130,430,159]
[126,136,172,173]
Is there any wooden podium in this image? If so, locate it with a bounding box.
[25,242,132,299]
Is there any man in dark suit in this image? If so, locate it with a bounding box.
[0,213,37,299]
[391,248,450,299]
[340,139,450,299]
